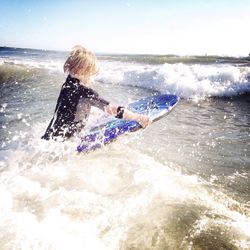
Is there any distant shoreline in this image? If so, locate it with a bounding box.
[1,46,250,65]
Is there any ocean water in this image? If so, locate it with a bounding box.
[0,47,250,250]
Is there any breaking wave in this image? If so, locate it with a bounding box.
[97,62,250,100]
[1,57,250,100]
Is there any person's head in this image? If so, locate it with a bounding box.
[63,45,99,82]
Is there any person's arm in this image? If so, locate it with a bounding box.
[104,104,151,128]
[83,88,151,128]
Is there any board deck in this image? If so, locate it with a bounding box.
[77,94,180,152]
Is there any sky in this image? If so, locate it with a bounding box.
[0,0,249,56]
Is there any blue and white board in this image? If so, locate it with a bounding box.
[77,94,180,152]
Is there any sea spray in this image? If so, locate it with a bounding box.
[1,47,250,249]
[97,62,250,100]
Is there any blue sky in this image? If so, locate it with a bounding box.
[0,0,249,55]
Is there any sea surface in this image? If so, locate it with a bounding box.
[0,47,250,250]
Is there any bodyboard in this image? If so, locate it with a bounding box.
[77,94,180,152]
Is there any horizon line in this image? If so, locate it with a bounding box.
[0,45,249,58]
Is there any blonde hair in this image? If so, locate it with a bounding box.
[63,45,98,76]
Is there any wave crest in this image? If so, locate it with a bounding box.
[97,62,250,100]
[1,57,250,100]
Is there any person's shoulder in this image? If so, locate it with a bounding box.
[83,86,99,98]
[62,74,80,90]
[76,83,98,98]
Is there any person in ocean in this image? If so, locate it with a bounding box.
[42,45,151,140]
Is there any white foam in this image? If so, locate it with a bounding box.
[1,58,63,72]
[1,126,250,249]
[2,56,250,100]
[96,61,250,100]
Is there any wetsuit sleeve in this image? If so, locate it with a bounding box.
[82,87,110,111]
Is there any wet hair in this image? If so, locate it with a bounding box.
[63,45,98,76]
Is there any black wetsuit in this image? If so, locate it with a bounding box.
[42,75,109,140]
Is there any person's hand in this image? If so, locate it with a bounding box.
[138,115,152,128]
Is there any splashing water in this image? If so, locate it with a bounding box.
[1,47,250,249]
